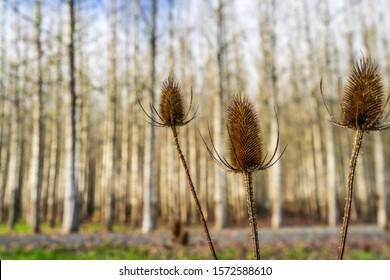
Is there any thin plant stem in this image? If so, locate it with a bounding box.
[171,126,218,260]
[243,171,260,260]
[337,128,364,260]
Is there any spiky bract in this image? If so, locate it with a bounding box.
[340,57,386,130]
[227,94,263,172]
[201,93,284,174]
[138,75,197,128]
[160,76,185,126]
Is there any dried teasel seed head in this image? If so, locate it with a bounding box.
[159,75,185,126]
[201,93,284,173]
[138,76,197,128]
[341,57,385,130]
[226,94,263,172]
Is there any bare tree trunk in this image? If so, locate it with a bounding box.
[75,2,90,223]
[325,120,337,225]
[77,77,90,223]
[130,0,141,227]
[142,0,157,233]
[41,123,52,224]
[379,21,390,229]
[259,0,282,229]
[8,65,18,230]
[10,77,25,227]
[119,0,132,224]
[30,0,45,234]
[20,30,31,225]
[48,6,64,227]
[8,0,23,229]
[0,0,7,223]
[374,134,387,228]
[321,0,338,226]
[101,0,119,232]
[165,0,175,224]
[302,0,326,221]
[355,154,368,221]
[48,116,59,227]
[214,0,227,229]
[62,0,78,233]
[360,10,387,226]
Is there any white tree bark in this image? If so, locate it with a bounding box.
[326,124,337,226]
[130,0,141,227]
[269,119,282,229]
[31,0,45,233]
[259,0,282,229]
[214,0,227,230]
[321,0,338,227]
[374,133,387,228]
[355,152,368,221]
[142,0,157,233]
[0,0,7,223]
[62,0,78,233]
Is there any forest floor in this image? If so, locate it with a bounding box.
[1,224,390,259]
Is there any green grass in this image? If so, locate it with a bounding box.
[347,250,386,260]
[1,244,387,260]
[0,245,152,260]
[285,246,309,259]
[0,245,225,260]
[79,223,133,233]
[0,223,33,235]
[0,222,134,235]
[0,223,65,235]
[1,223,388,260]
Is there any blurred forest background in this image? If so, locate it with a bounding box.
[1,0,390,235]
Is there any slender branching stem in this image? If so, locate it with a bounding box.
[243,171,260,260]
[338,128,364,260]
[171,126,218,260]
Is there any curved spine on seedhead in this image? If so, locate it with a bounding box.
[138,75,198,127]
[200,94,286,174]
[321,57,390,132]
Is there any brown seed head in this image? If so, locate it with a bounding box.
[341,57,385,130]
[159,76,185,126]
[226,94,263,172]
[200,94,285,174]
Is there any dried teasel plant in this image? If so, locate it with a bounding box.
[201,94,285,260]
[321,56,390,260]
[138,75,218,260]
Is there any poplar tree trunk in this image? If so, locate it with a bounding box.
[374,134,387,228]
[165,0,175,223]
[142,0,157,233]
[130,0,141,227]
[119,0,132,224]
[321,0,337,226]
[75,2,91,222]
[49,6,64,227]
[8,65,18,230]
[360,10,386,225]
[62,0,78,233]
[259,0,282,229]
[31,0,45,234]
[214,0,227,229]
[8,1,23,229]
[0,0,7,223]
[102,0,119,232]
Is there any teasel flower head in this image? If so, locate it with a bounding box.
[138,75,198,127]
[321,57,390,132]
[202,94,285,173]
